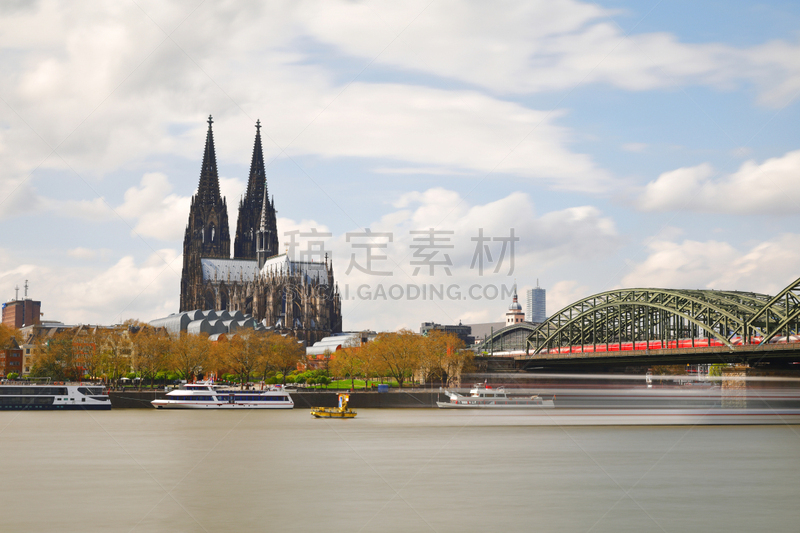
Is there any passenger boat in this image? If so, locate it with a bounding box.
[437,382,555,409]
[0,382,111,410]
[151,382,294,409]
[311,393,357,418]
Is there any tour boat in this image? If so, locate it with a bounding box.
[151,382,294,409]
[310,393,357,418]
[437,382,555,409]
[0,382,112,410]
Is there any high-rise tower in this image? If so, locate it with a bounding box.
[526,280,546,323]
[180,115,231,312]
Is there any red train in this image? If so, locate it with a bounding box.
[543,335,800,354]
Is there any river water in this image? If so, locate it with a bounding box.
[0,409,798,533]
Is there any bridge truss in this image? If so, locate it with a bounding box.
[526,278,800,357]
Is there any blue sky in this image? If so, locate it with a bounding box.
[1,0,799,331]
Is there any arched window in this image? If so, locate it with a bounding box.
[204,290,215,310]
[211,225,216,242]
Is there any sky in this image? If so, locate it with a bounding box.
[1,0,799,332]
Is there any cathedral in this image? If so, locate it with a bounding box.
[179,116,342,344]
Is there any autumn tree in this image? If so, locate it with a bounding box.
[74,328,105,381]
[420,330,470,387]
[330,344,363,390]
[170,333,210,382]
[96,328,132,385]
[366,330,423,388]
[132,327,170,389]
[0,324,20,350]
[31,332,81,381]
[225,331,269,389]
[266,334,304,384]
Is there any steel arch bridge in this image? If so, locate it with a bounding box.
[525,277,800,360]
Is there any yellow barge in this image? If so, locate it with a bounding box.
[311,393,357,419]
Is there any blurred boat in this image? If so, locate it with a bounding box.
[437,382,554,409]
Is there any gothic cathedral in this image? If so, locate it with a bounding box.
[180,116,342,344]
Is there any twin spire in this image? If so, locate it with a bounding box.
[196,115,221,207]
[193,115,278,262]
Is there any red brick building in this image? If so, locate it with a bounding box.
[2,299,41,329]
[0,337,23,377]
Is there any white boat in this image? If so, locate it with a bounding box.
[437,382,554,409]
[0,382,112,410]
[151,382,294,409]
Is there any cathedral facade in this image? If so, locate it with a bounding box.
[180,116,342,344]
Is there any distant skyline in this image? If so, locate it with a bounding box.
[1,1,799,331]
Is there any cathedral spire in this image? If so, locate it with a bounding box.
[247,119,267,206]
[196,115,221,207]
[234,119,269,260]
[180,115,231,312]
[257,178,275,269]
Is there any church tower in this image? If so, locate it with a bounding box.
[180,115,231,312]
[256,176,279,269]
[233,120,267,260]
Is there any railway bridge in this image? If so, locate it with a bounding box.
[476,276,800,370]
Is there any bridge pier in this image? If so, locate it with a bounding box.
[721,365,749,408]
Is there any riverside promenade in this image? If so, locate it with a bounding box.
[109,390,442,409]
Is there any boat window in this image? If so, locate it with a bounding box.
[0,387,68,396]
[78,387,105,396]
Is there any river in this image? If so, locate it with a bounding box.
[0,409,798,532]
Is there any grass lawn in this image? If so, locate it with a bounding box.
[306,379,402,390]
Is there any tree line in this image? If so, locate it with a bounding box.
[29,326,304,387]
[23,324,473,389]
[330,329,473,389]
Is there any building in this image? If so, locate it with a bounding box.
[179,116,342,345]
[21,323,139,379]
[305,331,377,369]
[0,336,23,377]
[420,322,473,345]
[150,309,264,336]
[2,281,41,329]
[505,288,525,326]
[464,322,505,345]
[526,281,546,323]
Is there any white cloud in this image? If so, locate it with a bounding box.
[639,150,800,214]
[0,247,181,324]
[622,234,800,295]
[67,247,96,260]
[36,173,192,241]
[622,143,647,153]
[320,188,621,330]
[305,0,800,106]
[2,0,797,214]
[547,280,590,314]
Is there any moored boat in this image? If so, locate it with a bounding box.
[311,393,357,418]
[0,381,111,410]
[151,382,294,409]
[437,382,554,409]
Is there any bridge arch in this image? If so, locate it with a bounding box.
[525,288,784,356]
